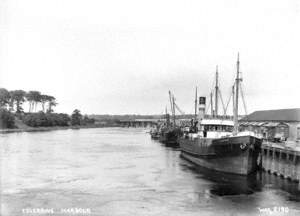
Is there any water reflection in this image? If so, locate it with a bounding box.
[260,172,300,202]
[153,137,300,200]
[178,153,300,199]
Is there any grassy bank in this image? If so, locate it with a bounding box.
[0,124,121,134]
[0,109,122,134]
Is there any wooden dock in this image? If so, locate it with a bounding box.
[261,141,300,183]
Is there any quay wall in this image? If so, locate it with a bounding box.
[261,143,300,183]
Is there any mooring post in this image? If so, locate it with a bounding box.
[266,148,270,171]
[292,153,296,180]
[258,150,263,170]
[285,152,290,179]
[272,148,276,174]
[279,150,283,177]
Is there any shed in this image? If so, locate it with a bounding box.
[240,108,300,141]
[261,122,289,140]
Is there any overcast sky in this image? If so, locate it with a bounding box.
[0,0,300,115]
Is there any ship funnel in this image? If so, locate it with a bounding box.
[198,97,206,121]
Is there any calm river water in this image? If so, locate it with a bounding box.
[1,128,300,216]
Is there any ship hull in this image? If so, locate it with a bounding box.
[179,135,262,175]
[159,131,178,145]
[159,128,182,146]
[150,132,160,140]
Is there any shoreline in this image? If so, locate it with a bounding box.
[0,124,121,134]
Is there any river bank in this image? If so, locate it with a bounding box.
[0,124,120,134]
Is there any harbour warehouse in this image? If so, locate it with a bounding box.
[240,108,300,142]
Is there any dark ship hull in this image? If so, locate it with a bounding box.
[159,128,182,146]
[150,131,160,139]
[179,135,262,175]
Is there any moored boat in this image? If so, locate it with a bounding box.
[150,127,160,139]
[159,127,182,146]
[155,91,184,146]
[179,54,262,175]
[180,127,262,175]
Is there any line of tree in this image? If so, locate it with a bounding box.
[0,88,57,113]
[71,109,95,126]
[1,87,95,129]
[22,109,95,128]
[23,112,70,127]
[0,108,15,128]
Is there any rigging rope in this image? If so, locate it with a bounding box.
[218,89,226,115]
[224,83,234,115]
[174,103,185,115]
[206,94,211,115]
[169,91,185,115]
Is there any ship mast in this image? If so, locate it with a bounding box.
[194,87,198,119]
[215,65,219,116]
[172,95,176,126]
[210,92,213,116]
[168,91,176,127]
[232,85,235,120]
[233,53,241,135]
[165,106,170,127]
[168,91,173,126]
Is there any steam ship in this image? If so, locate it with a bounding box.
[179,55,262,175]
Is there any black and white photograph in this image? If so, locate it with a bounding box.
[1,0,300,215]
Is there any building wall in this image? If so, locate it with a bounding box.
[240,121,298,141]
[275,124,289,138]
[287,122,300,141]
[263,126,288,140]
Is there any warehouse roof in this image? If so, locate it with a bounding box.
[241,108,300,122]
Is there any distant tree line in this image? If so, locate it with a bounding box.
[22,110,95,128]
[23,112,70,127]
[0,88,94,129]
[0,88,57,113]
[0,108,15,129]
[71,109,95,126]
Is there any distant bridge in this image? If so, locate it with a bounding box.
[118,118,195,127]
[119,119,161,127]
